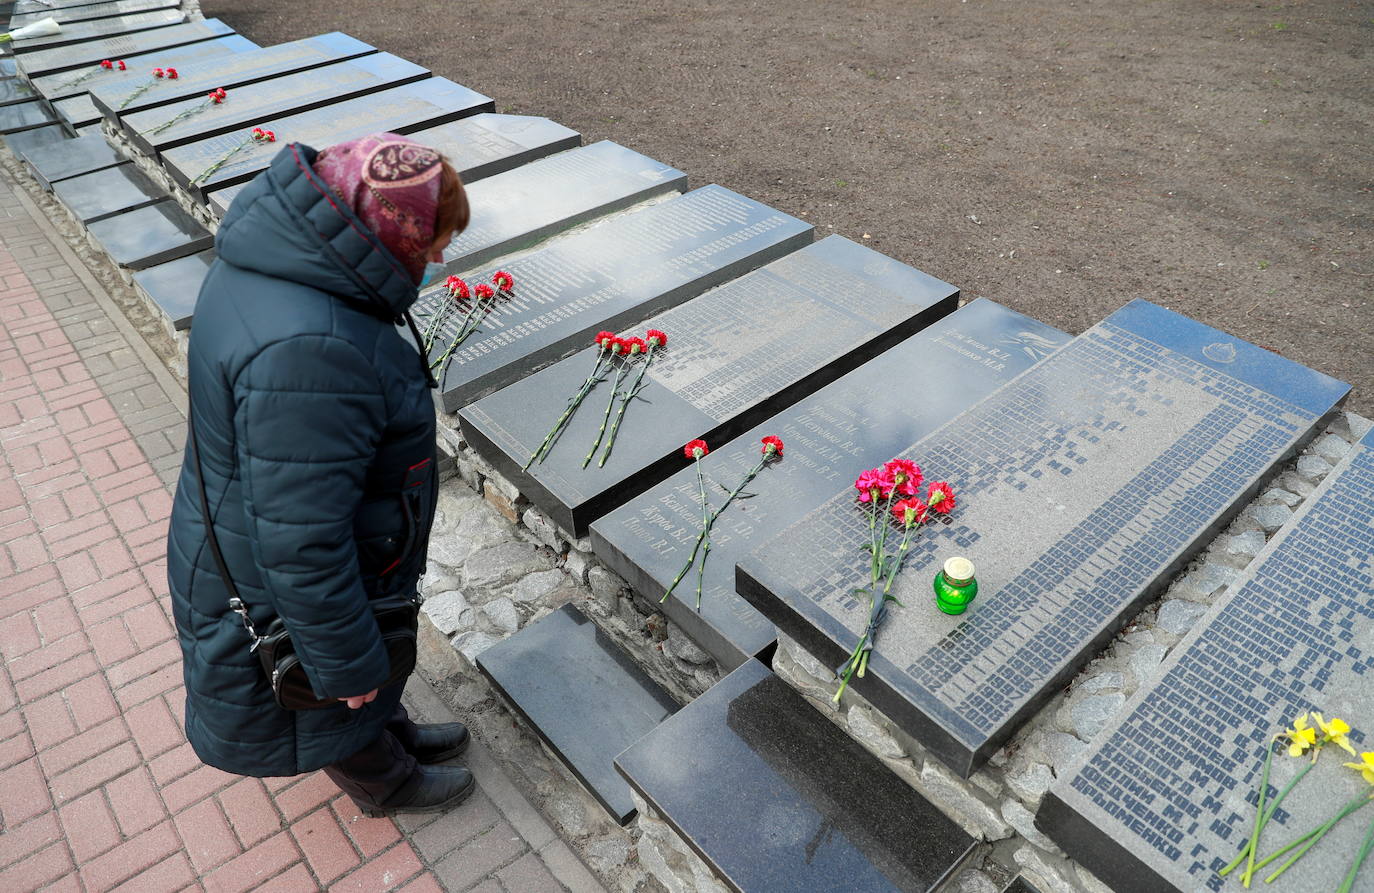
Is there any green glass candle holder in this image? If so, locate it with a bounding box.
[934,556,978,615]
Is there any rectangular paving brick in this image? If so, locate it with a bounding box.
[202,830,302,893]
[22,691,76,749]
[59,788,122,862]
[331,797,402,858]
[38,715,128,776]
[79,819,181,893]
[125,693,183,760]
[432,822,526,892]
[51,740,140,804]
[174,796,241,874]
[219,777,285,848]
[0,841,72,893]
[0,809,60,869]
[291,806,361,884]
[160,762,236,813]
[67,672,121,731]
[106,766,167,835]
[275,771,341,821]
[107,852,194,893]
[330,841,424,893]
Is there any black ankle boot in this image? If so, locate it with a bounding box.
[353,764,475,817]
[407,721,471,763]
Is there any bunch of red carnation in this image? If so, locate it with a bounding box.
[583,329,669,468]
[424,272,515,382]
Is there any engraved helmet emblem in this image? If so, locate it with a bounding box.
[999,330,1067,362]
[1203,342,1238,364]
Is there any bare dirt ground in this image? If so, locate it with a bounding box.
[204,0,1373,414]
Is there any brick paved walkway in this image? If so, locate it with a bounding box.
[0,170,603,892]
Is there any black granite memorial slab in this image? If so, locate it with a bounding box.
[0,97,55,133]
[205,112,583,219]
[30,33,255,102]
[122,52,430,154]
[9,9,184,53]
[162,77,494,201]
[131,248,211,330]
[52,92,98,128]
[15,0,148,12]
[87,197,212,269]
[52,160,163,221]
[88,32,377,121]
[4,121,65,155]
[461,235,958,540]
[1038,423,1374,893]
[475,604,679,824]
[442,140,686,275]
[0,59,16,78]
[7,0,178,30]
[413,184,813,413]
[0,74,35,105]
[616,660,977,892]
[23,128,121,188]
[737,300,1351,777]
[15,17,235,79]
[589,299,1068,671]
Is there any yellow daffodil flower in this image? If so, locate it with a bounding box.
[1286,714,1318,757]
[1313,713,1358,757]
[1344,752,1374,786]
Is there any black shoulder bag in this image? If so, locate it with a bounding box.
[188,416,420,711]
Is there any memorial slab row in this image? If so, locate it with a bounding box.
[463,234,958,539]
[30,33,257,103]
[90,31,377,121]
[14,0,146,12]
[0,73,35,106]
[412,183,813,412]
[208,113,582,219]
[591,299,1068,671]
[53,92,100,129]
[1039,423,1374,892]
[737,300,1351,777]
[7,0,179,30]
[616,659,977,892]
[475,604,679,825]
[0,97,55,133]
[122,52,430,155]
[131,249,212,331]
[163,77,494,201]
[24,128,123,188]
[3,121,66,156]
[87,198,211,269]
[14,16,235,79]
[53,160,164,223]
[7,7,183,52]
[442,139,687,276]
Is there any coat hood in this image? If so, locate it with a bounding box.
[216,143,422,322]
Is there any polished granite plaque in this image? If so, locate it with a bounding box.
[53,160,163,222]
[413,184,813,413]
[90,31,378,122]
[30,34,255,103]
[462,235,958,538]
[7,0,178,30]
[738,300,1351,777]
[8,9,183,54]
[87,198,212,269]
[442,140,686,274]
[123,52,429,154]
[4,121,66,156]
[590,300,1067,671]
[616,660,977,892]
[52,92,99,128]
[23,128,122,188]
[132,248,212,330]
[205,112,582,219]
[0,98,56,133]
[1039,424,1374,893]
[475,604,679,824]
[0,74,35,106]
[15,17,235,79]
[162,77,494,201]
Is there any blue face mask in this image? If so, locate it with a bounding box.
[419,261,446,288]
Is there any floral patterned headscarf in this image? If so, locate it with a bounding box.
[312,133,444,284]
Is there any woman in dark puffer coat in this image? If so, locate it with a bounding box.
[166,133,474,816]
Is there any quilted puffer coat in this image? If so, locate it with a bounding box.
[166,143,438,777]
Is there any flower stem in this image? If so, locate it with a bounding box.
[191,136,253,185]
[599,344,656,467]
[583,358,630,468]
[662,455,768,606]
[525,347,608,469]
[1261,793,1371,884]
[117,79,157,110]
[1220,760,1313,877]
[148,98,214,136]
[1241,740,1276,887]
[1337,809,1374,893]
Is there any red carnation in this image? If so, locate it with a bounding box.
[685,439,708,460]
[153,68,165,78]
[612,337,632,355]
[645,329,668,348]
[594,330,616,348]
[891,498,928,527]
[252,127,263,136]
[623,336,647,355]
[100,60,113,69]
[926,481,956,514]
[761,435,784,457]
[883,458,923,497]
[492,270,514,291]
[474,283,495,300]
[449,277,470,299]
[166,68,179,79]
[118,60,127,71]
[265,130,276,142]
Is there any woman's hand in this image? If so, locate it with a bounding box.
[339,689,379,710]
